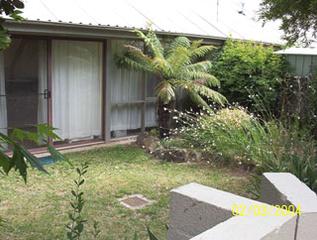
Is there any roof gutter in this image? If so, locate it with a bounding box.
[3,20,226,45]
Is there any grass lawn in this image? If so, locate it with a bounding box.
[0,144,252,240]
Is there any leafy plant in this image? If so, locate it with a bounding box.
[91,221,101,239]
[278,75,317,132]
[117,29,226,138]
[66,162,89,240]
[0,124,65,182]
[211,39,285,113]
[147,227,160,240]
[64,162,161,240]
[259,0,317,45]
[0,0,24,50]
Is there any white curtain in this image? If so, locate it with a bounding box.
[109,40,157,131]
[0,53,7,136]
[145,73,158,127]
[37,41,47,124]
[109,41,143,130]
[145,103,157,127]
[52,40,102,140]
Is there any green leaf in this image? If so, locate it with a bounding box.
[133,232,139,240]
[0,27,11,51]
[0,150,11,174]
[147,227,159,240]
[12,147,27,182]
[17,144,48,174]
[9,10,23,21]
[37,124,61,141]
[78,179,85,186]
[48,145,72,165]
[75,223,84,233]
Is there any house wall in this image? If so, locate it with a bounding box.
[106,39,157,138]
[285,55,317,76]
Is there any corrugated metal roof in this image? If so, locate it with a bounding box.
[11,0,283,44]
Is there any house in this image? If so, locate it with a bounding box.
[275,47,317,76]
[0,0,282,150]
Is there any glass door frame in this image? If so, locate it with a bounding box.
[10,35,108,149]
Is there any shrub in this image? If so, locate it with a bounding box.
[212,39,286,112]
[174,108,256,165]
[279,75,317,131]
[173,107,317,192]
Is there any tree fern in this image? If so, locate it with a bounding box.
[117,28,226,108]
[117,29,226,138]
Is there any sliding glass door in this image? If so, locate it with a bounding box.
[0,53,7,136]
[52,40,103,142]
[2,39,48,148]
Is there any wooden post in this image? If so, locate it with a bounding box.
[104,40,112,142]
[141,42,147,135]
[47,39,53,145]
[141,72,146,134]
[101,40,106,141]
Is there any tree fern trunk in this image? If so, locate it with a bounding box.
[157,99,174,138]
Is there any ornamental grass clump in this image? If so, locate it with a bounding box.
[172,107,258,166]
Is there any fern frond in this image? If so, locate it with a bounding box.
[190,45,215,60]
[187,71,220,87]
[188,92,210,109]
[134,29,164,58]
[186,61,213,72]
[167,46,191,74]
[166,36,191,56]
[152,57,173,77]
[173,79,226,106]
[116,43,155,72]
[192,84,227,106]
[116,55,151,72]
[190,39,204,50]
[124,44,153,63]
[155,80,175,104]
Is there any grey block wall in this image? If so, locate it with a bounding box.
[168,173,317,240]
[259,172,317,240]
[190,215,296,240]
[168,183,281,240]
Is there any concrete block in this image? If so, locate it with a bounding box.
[259,172,317,211]
[297,212,317,240]
[190,215,296,240]
[169,174,317,240]
[259,172,317,240]
[168,183,267,238]
[168,226,192,240]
